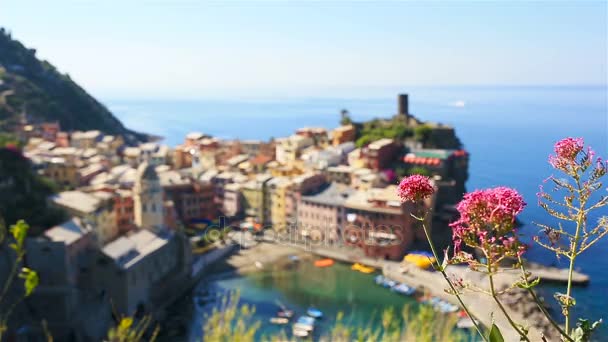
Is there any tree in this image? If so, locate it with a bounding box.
[340,109,352,126]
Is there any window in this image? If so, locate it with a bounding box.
[142,203,147,212]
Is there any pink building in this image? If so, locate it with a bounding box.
[297,183,354,242]
[285,173,326,226]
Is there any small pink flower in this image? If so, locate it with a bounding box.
[549,137,584,171]
[397,175,435,203]
[450,187,526,260]
[554,137,584,160]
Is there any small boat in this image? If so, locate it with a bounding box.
[456,317,478,329]
[297,316,315,326]
[392,283,415,296]
[288,255,300,262]
[269,317,289,325]
[426,297,459,313]
[351,263,375,274]
[374,275,385,285]
[383,279,397,288]
[292,328,309,337]
[314,258,334,268]
[277,310,294,318]
[438,303,459,313]
[307,307,323,319]
[294,316,315,331]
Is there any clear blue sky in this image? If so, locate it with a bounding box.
[1,1,606,99]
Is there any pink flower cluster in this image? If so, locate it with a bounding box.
[397,175,435,203]
[450,187,526,260]
[549,137,584,172]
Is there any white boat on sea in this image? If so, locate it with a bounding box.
[270,317,289,325]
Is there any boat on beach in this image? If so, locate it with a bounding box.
[391,283,415,296]
[351,263,375,273]
[424,297,459,313]
[456,317,478,329]
[314,258,334,268]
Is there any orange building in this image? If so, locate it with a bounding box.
[331,125,356,146]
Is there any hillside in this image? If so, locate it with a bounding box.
[0,28,147,144]
[0,146,66,235]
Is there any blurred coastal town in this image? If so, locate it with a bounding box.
[3,94,474,338]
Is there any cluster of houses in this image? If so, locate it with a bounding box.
[13,94,468,339]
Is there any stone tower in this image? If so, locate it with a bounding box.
[133,162,164,232]
[398,94,410,122]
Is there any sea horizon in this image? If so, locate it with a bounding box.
[108,84,608,338]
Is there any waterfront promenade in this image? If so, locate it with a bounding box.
[249,231,590,341]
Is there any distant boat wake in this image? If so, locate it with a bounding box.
[449,100,466,108]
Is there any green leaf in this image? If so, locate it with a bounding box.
[572,318,603,342]
[488,324,505,342]
[528,277,541,288]
[9,220,30,252]
[515,276,541,289]
[18,267,39,297]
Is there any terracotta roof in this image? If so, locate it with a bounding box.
[250,154,273,166]
[403,156,442,166]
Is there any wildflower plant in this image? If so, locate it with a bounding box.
[397,137,607,342]
[0,219,40,341]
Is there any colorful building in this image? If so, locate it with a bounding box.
[297,183,355,242]
[43,157,80,188]
[275,134,314,165]
[343,185,432,260]
[267,177,292,231]
[361,138,400,171]
[241,174,273,224]
[331,125,356,146]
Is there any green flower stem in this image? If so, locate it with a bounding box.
[414,215,487,341]
[487,266,531,342]
[565,176,587,335]
[518,257,573,342]
[0,261,19,306]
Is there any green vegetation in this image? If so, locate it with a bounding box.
[339,109,353,126]
[396,165,432,178]
[106,317,159,342]
[0,133,20,148]
[414,124,433,144]
[0,147,66,235]
[202,291,260,342]
[355,119,413,147]
[0,28,147,143]
[0,220,40,342]
[201,291,468,342]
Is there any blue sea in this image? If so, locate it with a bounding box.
[107,85,608,338]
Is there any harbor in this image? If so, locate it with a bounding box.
[159,234,590,341]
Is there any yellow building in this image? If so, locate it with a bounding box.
[267,177,292,231]
[43,158,80,188]
[275,135,314,165]
[331,125,356,146]
[268,161,304,178]
[241,175,272,224]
